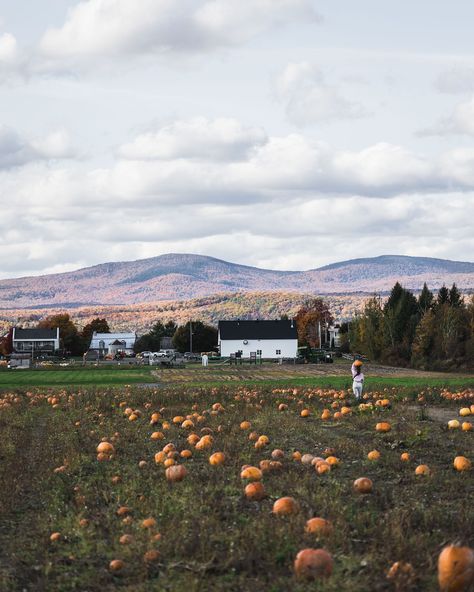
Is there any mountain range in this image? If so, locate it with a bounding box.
[0,254,473,310]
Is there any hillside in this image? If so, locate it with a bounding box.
[0,253,473,308]
[0,292,368,335]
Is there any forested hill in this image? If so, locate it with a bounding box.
[0,253,473,308]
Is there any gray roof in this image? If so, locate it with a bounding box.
[14,328,58,340]
[218,320,297,340]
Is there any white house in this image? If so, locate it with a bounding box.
[12,327,60,354]
[218,320,298,359]
[89,332,136,355]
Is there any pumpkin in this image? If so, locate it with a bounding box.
[415,464,431,476]
[326,456,340,467]
[272,496,299,515]
[142,517,157,529]
[305,517,333,537]
[353,477,373,493]
[187,433,200,445]
[109,559,125,571]
[172,416,184,424]
[448,420,461,430]
[150,412,161,424]
[375,422,391,433]
[181,419,194,429]
[163,458,175,468]
[244,481,266,501]
[209,452,226,466]
[453,456,471,472]
[151,431,164,441]
[143,550,160,563]
[386,561,415,586]
[400,452,410,462]
[292,451,302,462]
[180,449,193,458]
[154,451,166,464]
[294,548,333,580]
[240,421,251,430]
[316,461,331,475]
[367,450,380,461]
[271,449,285,459]
[438,545,474,592]
[240,466,263,481]
[321,409,331,421]
[96,441,114,454]
[459,408,471,417]
[301,454,315,465]
[116,506,131,517]
[165,464,187,482]
[50,532,61,542]
[462,422,473,432]
[300,409,310,418]
[119,534,134,545]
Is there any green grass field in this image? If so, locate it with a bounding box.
[0,366,155,388]
[1,362,473,390]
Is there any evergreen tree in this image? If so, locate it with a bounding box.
[172,321,217,353]
[418,283,433,315]
[437,285,449,306]
[448,283,463,307]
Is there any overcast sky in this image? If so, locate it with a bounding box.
[0,0,473,279]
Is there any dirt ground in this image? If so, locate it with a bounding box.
[151,360,472,384]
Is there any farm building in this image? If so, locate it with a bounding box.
[218,320,298,359]
[12,327,60,354]
[89,332,136,356]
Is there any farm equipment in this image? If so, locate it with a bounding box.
[297,347,334,364]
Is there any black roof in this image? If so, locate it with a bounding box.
[14,328,58,340]
[218,320,297,340]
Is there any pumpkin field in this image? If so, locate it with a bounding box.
[0,383,473,591]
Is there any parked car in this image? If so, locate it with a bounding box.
[139,351,152,358]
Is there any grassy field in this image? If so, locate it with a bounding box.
[0,360,473,390]
[0,366,155,388]
[0,383,472,591]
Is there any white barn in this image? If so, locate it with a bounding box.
[89,332,136,355]
[218,320,298,360]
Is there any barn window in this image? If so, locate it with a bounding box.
[276,349,281,355]
[257,349,262,356]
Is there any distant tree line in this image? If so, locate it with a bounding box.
[347,283,473,370]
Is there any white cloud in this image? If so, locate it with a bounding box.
[0,33,18,63]
[39,0,318,61]
[118,117,267,161]
[0,126,77,169]
[419,95,474,136]
[275,61,368,126]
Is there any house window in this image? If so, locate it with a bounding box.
[257,349,262,356]
[276,349,281,355]
[99,340,105,350]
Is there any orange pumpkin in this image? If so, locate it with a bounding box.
[109,559,125,571]
[209,452,226,466]
[96,441,114,454]
[438,544,474,592]
[400,452,410,462]
[272,496,299,515]
[375,422,391,433]
[143,550,160,563]
[353,477,373,493]
[453,456,471,472]
[141,517,156,529]
[165,464,187,482]
[305,517,333,537]
[244,481,266,501]
[415,464,431,476]
[240,466,263,481]
[367,450,380,461]
[294,548,333,580]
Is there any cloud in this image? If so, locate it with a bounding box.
[118,117,267,162]
[435,66,474,94]
[418,96,474,137]
[38,0,318,61]
[0,126,77,169]
[275,61,368,126]
[2,117,474,278]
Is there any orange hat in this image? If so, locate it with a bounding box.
[353,360,363,367]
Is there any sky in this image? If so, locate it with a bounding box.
[0,0,473,279]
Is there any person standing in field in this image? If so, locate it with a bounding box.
[351,359,364,401]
